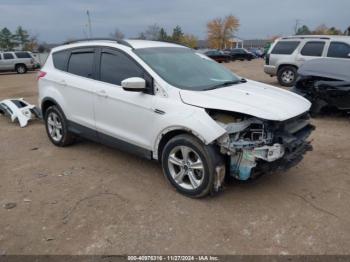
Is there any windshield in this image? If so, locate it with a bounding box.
[134,47,240,91]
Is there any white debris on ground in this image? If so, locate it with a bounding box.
[0,98,41,127]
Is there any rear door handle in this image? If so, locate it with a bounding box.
[97,89,108,98]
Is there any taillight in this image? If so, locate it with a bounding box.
[37,71,47,81]
[30,58,34,64]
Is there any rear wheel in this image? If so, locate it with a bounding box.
[44,106,75,147]
[16,64,27,74]
[278,66,297,87]
[161,134,223,198]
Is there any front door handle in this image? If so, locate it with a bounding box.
[97,89,108,98]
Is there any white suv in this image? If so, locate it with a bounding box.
[264,35,350,86]
[0,51,37,73]
[38,38,314,197]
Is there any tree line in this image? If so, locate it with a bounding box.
[296,24,346,36]
[2,19,348,52]
[109,15,240,50]
[110,24,199,49]
[0,26,39,51]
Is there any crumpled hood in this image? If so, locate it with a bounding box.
[180,80,311,121]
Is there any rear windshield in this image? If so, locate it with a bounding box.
[15,52,32,59]
[271,41,300,55]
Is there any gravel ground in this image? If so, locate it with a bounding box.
[0,60,349,255]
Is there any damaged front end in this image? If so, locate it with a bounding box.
[209,110,315,181]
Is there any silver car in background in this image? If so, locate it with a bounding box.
[264,35,350,86]
[0,51,38,74]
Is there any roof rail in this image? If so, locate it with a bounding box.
[62,38,133,49]
[281,36,331,40]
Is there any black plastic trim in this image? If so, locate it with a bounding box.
[67,120,152,159]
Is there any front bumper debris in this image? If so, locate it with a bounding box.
[0,98,41,127]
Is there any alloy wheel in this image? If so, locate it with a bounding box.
[167,145,205,190]
[47,112,63,142]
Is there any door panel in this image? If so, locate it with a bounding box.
[63,48,96,130]
[94,48,156,150]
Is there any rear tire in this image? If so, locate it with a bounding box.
[16,64,27,74]
[278,66,297,87]
[161,134,223,198]
[44,105,75,147]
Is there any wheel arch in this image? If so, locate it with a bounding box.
[277,63,298,73]
[41,97,64,118]
[15,63,27,68]
[154,127,207,161]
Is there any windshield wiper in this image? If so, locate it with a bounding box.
[204,80,241,91]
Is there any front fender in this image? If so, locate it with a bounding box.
[152,108,227,160]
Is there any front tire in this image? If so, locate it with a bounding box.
[44,106,75,147]
[278,66,297,87]
[161,134,223,198]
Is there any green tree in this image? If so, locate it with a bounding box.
[171,25,184,42]
[14,26,29,49]
[296,25,311,35]
[158,28,168,41]
[0,27,15,50]
[327,27,343,35]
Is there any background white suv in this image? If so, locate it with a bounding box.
[264,35,350,86]
[38,38,314,197]
[0,51,37,74]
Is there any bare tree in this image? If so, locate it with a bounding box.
[109,28,125,40]
[144,24,161,40]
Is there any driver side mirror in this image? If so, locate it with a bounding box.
[348,53,350,57]
[121,77,146,92]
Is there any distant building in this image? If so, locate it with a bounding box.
[197,38,270,50]
[243,39,270,49]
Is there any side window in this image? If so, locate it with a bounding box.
[15,52,32,59]
[300,41,325,57]
[52,50,70,71]
[327,42,350,59]
[67,51,95,78]
[4,53,14,60]
[271,41,300,55]
[100,51,143,86]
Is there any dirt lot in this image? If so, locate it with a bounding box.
[0,60,349,255]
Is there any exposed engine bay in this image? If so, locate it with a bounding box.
[208,109,315,180]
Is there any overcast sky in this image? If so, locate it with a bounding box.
[0,0,349,43]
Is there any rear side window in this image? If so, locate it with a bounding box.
[300,41,325,57]
[3,53,14,59]
[67,51,94,78]
[271,41,300,55]
[327,42,350,59]
[100,51,143,85]
[52,50,70,71]
[15,52,32,59]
